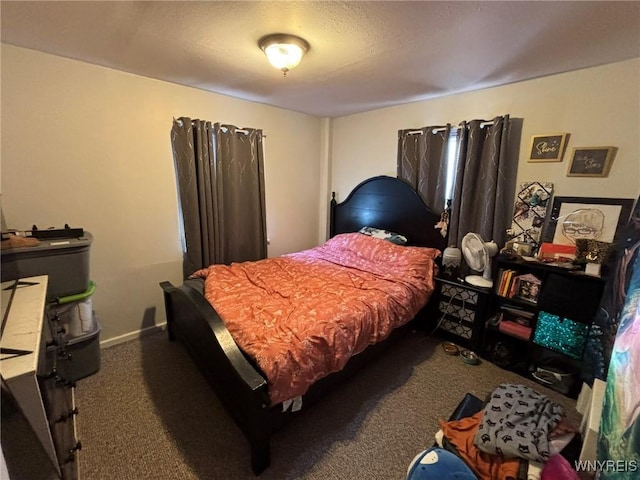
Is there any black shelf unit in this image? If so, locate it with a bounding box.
[482,254,605,397]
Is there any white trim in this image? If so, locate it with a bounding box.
[318,117,333,244]
[99,322,166,349]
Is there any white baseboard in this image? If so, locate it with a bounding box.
[100,322,167,349]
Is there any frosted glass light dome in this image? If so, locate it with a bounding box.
[259,34,310,75]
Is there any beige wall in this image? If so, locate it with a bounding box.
[1,44,322,344]
[330,59,640,209]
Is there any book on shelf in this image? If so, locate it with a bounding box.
[495,268,503,294]
[495,268,505,295]
[497,269,516,297]
[508,275,521,298]
[503,270,515,296]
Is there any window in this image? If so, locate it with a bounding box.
[444,127,461,207]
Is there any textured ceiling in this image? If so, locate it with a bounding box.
[2,1,639,118]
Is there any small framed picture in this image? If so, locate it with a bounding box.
[567,147,617,177]
[528,133,569,162]
[514,274,542,303]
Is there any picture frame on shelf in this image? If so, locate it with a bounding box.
[513,273,542,304]
[567,146,617,177]
[541,196,635,247]
[528,133,569,162]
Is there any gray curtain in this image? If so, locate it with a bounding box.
[397,125,451,214]
[449,115,514,247]
[171,118,267,278]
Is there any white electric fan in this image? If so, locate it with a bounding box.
[461,233,499,288]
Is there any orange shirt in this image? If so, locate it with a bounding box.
[439,411,521,480]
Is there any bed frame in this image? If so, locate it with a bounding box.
[160,175,446,474]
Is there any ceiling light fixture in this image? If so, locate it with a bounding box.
[259,33,309,76]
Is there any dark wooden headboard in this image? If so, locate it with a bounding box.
[329,175,447,251]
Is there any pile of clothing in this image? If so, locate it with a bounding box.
[436,383,579,480]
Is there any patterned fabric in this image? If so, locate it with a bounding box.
[438,285,479,340]
[473,383,564,463]
[192,233,440,406]
[449,116,513,247]
[358,226,408,245]
[171,119,266,276]
[397,125,450,215]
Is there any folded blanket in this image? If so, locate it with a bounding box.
[474,384,564,463]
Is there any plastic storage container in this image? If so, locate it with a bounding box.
[1,232,93,301]
[55,317,101,382]
[47,281,101,382]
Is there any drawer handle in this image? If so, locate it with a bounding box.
[62,441,82,465]
[57,349,72,361]
[55,407,79,424]
[55,376,76,389]
[42,368,58,380]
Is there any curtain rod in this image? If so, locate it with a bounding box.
[405,119,502,133]
[404,125,451,135]
[219,126,267,138]
[173,118,266,137]
[458,119,500,127]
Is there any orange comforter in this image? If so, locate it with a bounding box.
[192,233,440,406]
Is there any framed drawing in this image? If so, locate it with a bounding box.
[528,133,569,162]
[541,196,635,246]
[567,147,617,177]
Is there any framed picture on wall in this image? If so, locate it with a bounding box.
[541,196,635,246]
[528,133,569,162]
[567,147,617,177]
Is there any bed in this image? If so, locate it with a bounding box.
[160,175,447,474]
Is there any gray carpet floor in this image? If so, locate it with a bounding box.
[65,328,581,480]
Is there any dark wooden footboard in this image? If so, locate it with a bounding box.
[159,280,424,474]
[160,281,277,474]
